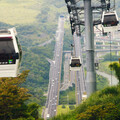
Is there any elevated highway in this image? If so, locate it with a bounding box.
[73,34,86,105]
[43,16,64,119]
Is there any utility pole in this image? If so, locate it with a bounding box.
[84,0,96,96]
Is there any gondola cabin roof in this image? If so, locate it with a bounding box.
[0,30,10,35]
[70,57,82,71]
[0,28,21,77]
[101,11,119,33]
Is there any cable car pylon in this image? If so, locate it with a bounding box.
[84,0,96,96]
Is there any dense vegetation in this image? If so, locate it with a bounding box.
[109,62,120,83]
[51,84,120,120]
[0,0,69,106]
[102,53,120,62]
[96,74,109,90]
[1,0,120,119]
[99,53,120,75]
[59,84,76,105]
[0,70,41,120]
[51,62,120,120]
[59,74,108,105]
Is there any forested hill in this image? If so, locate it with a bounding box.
[0,0,120,111]
[0,0,67,46]
[0,0,70,106]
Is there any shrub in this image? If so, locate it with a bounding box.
[62,105,66,109]
[69,105,75,110]
[76,103,120,120]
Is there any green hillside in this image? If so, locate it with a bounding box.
[0,0,39,25]
[51,85,120,120]
[0,0,66,25]
[0,0,120,118]
[0,0,69,107]
[0,0,68,46]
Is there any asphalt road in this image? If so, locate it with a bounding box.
[44,16,64,119]
[96,71,119,86]
[73,34,86,105]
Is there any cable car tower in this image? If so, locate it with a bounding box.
[0,28,22,77]
[65,0,119,96]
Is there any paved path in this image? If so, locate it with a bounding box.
[96,71,119,86]
[38,38,54,47]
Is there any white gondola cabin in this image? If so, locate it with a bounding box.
[95,63,99,70]
[95,59,99,70]
[0,28,22,77]
[101,11,119,33]
[70,57,81,71]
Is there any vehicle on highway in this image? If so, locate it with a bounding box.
[47,114,50,120]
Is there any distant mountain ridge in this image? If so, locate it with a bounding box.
[0,0,66,25]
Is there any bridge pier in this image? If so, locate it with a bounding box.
[95,52,99,58]
[84,36,86,45]
[102,41,105,49]
[94,41,96,46]
[116,51,119,56]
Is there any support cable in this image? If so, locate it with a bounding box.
[109,32,112,86]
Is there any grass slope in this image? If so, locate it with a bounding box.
[0,0,67,25]
[99,61,117,75]
[57,105,76,115]
[0,0,39,25]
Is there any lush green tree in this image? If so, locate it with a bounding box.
[27,103,39,119]
[0,70,31,120]
[69,105,75,110]
[109,62,120,83]
[62,105,66,109]
[76,103,120,120]
[103,54,120,62]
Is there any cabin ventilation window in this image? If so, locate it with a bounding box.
[0,37,15,54]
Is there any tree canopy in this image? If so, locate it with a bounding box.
[0,70,35,120]
[109,62,120,83]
